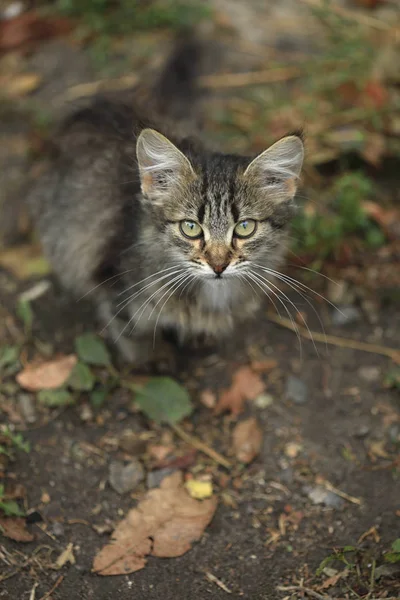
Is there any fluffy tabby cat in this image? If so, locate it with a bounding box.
[28,36,304,365]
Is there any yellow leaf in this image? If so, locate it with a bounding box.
[185,479,213,500]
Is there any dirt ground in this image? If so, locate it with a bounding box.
[0,2,400,599]
[1,276,399,599]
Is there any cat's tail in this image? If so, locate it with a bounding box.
[151,32,204,122]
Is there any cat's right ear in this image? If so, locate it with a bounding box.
[136,129,194,201]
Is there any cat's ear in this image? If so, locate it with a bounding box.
[136,128,194,199]
[243,135,304,201]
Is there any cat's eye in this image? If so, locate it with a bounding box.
[234,219,257,239]
[180,220,203,239]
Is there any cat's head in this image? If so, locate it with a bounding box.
[136,128,304,283]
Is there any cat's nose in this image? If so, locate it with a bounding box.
[212,263,228,276]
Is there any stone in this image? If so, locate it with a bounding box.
[331,306,361,326]
[285,376,308,405]
[109,459,144,495]
[306,485,344,509]
[146,467,175,489]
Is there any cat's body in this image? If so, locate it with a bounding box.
[28,37,304,365]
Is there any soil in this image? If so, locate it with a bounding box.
[1,275,399,599]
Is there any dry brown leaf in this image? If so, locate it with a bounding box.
[16,354,77,391]
[0,12,74,52]
[232,417,263,464]
[250,359,278,373]
[0,517,34,542]
[55,543,75,568]
[93,471,217,576]
[200,389,217,409]
[0,243,51,280]
[216,366,265,415]
[1,73,42,98]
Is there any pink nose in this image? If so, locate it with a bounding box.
[212,263,227,275]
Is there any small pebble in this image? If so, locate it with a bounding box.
[50,522,65,538]
[306,485,344,509]
[147,467,174,489]
[354,424,370,438]
[285,376,308,405]
[18,394,36,423]
[109,459,144,495]
[357,366,380,383]
[255,393,274,409]
[331,306,361,326]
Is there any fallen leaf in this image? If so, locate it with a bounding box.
[148,444,173,462]
[185,479,213,500]
[250,359,278,373]
[0,244,51,279]
[0,346,19,370]
[134,377,193,424]
[0,12,74,52]
[67,362,95,391]
[369,440,390,459]
[37,389,74,407]
[318,569,347,591]
[232,417,263,464]
[2,73,42,98]
[200,389,216,409]
[93,471,217,575]
[16,299,33,334]
[216,366,265,415]
[284,442,302,458]
[55,543,75,568]
[16,355,77,391]
[363,80,389,109]
[361,132,386,166]
[0,517,33,542]
[75,334,111,366]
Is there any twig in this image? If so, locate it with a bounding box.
[29,582,38,600]
[38,575,64,600]
[267,312,400,362]
[205,571,233,594]
[171,424,232,470]
[276,585,333,600]
[199,67,301,89]
[322,480,362,506]
[300,0,390,30]
[64,66,301,102]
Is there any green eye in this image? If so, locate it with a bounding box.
[234,219,257,238]
[180,220,203,239]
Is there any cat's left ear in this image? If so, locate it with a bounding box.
[243,135,304,201]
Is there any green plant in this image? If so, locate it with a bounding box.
[0,484,25,517]
[55,0,210,35]
[0,427,30,458]
[291,172,386,259]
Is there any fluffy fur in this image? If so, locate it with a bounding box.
[28,38,304,364]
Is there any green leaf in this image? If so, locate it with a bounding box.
[75,333,111,366]
[0,500,25,517]
[16,300,33,334]
[133,377,193,425]
[0,346,19,370]
[68,362,95,391]
[90,388,108,408]
[2,428,30,453]
[392,539,400,553]
[37,389,74,407]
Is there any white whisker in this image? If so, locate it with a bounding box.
[251,269,319,357]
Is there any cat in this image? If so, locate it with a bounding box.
[28,35,304,367]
